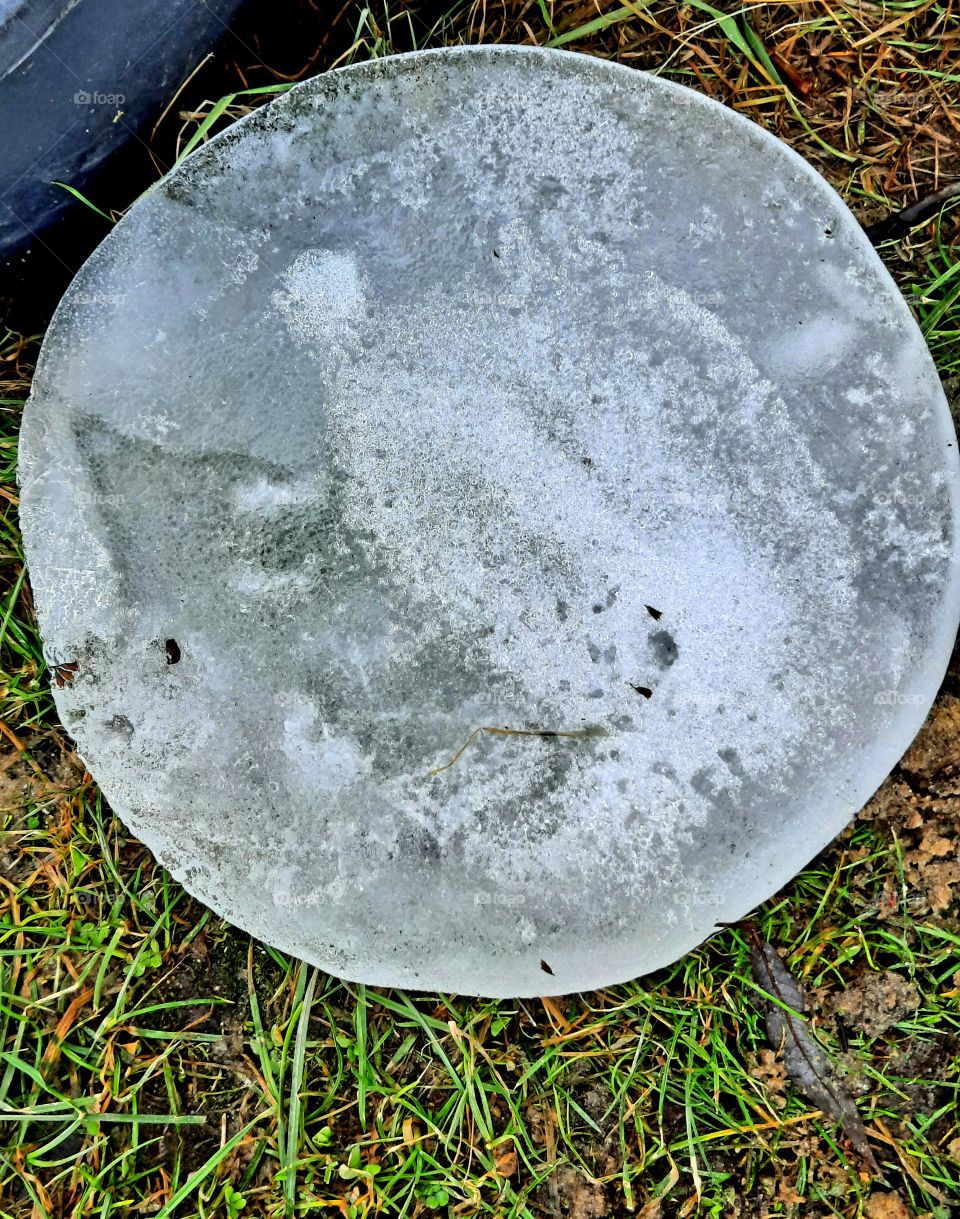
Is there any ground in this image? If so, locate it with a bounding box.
[2,2,960,1216]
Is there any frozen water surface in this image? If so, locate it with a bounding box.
[18,46,960,996]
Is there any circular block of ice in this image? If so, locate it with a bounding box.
[19,47,960,996]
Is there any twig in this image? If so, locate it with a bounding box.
[864,181,960,243]
[428,724,606,778]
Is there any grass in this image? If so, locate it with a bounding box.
[3,2,960,1215]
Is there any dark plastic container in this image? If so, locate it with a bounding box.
[0,0,249,260]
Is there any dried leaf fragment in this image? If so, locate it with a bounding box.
[750,937,880,1175]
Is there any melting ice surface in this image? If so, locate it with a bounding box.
[18,47,960,995]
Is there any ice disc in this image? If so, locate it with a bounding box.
[19,47,960,996]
